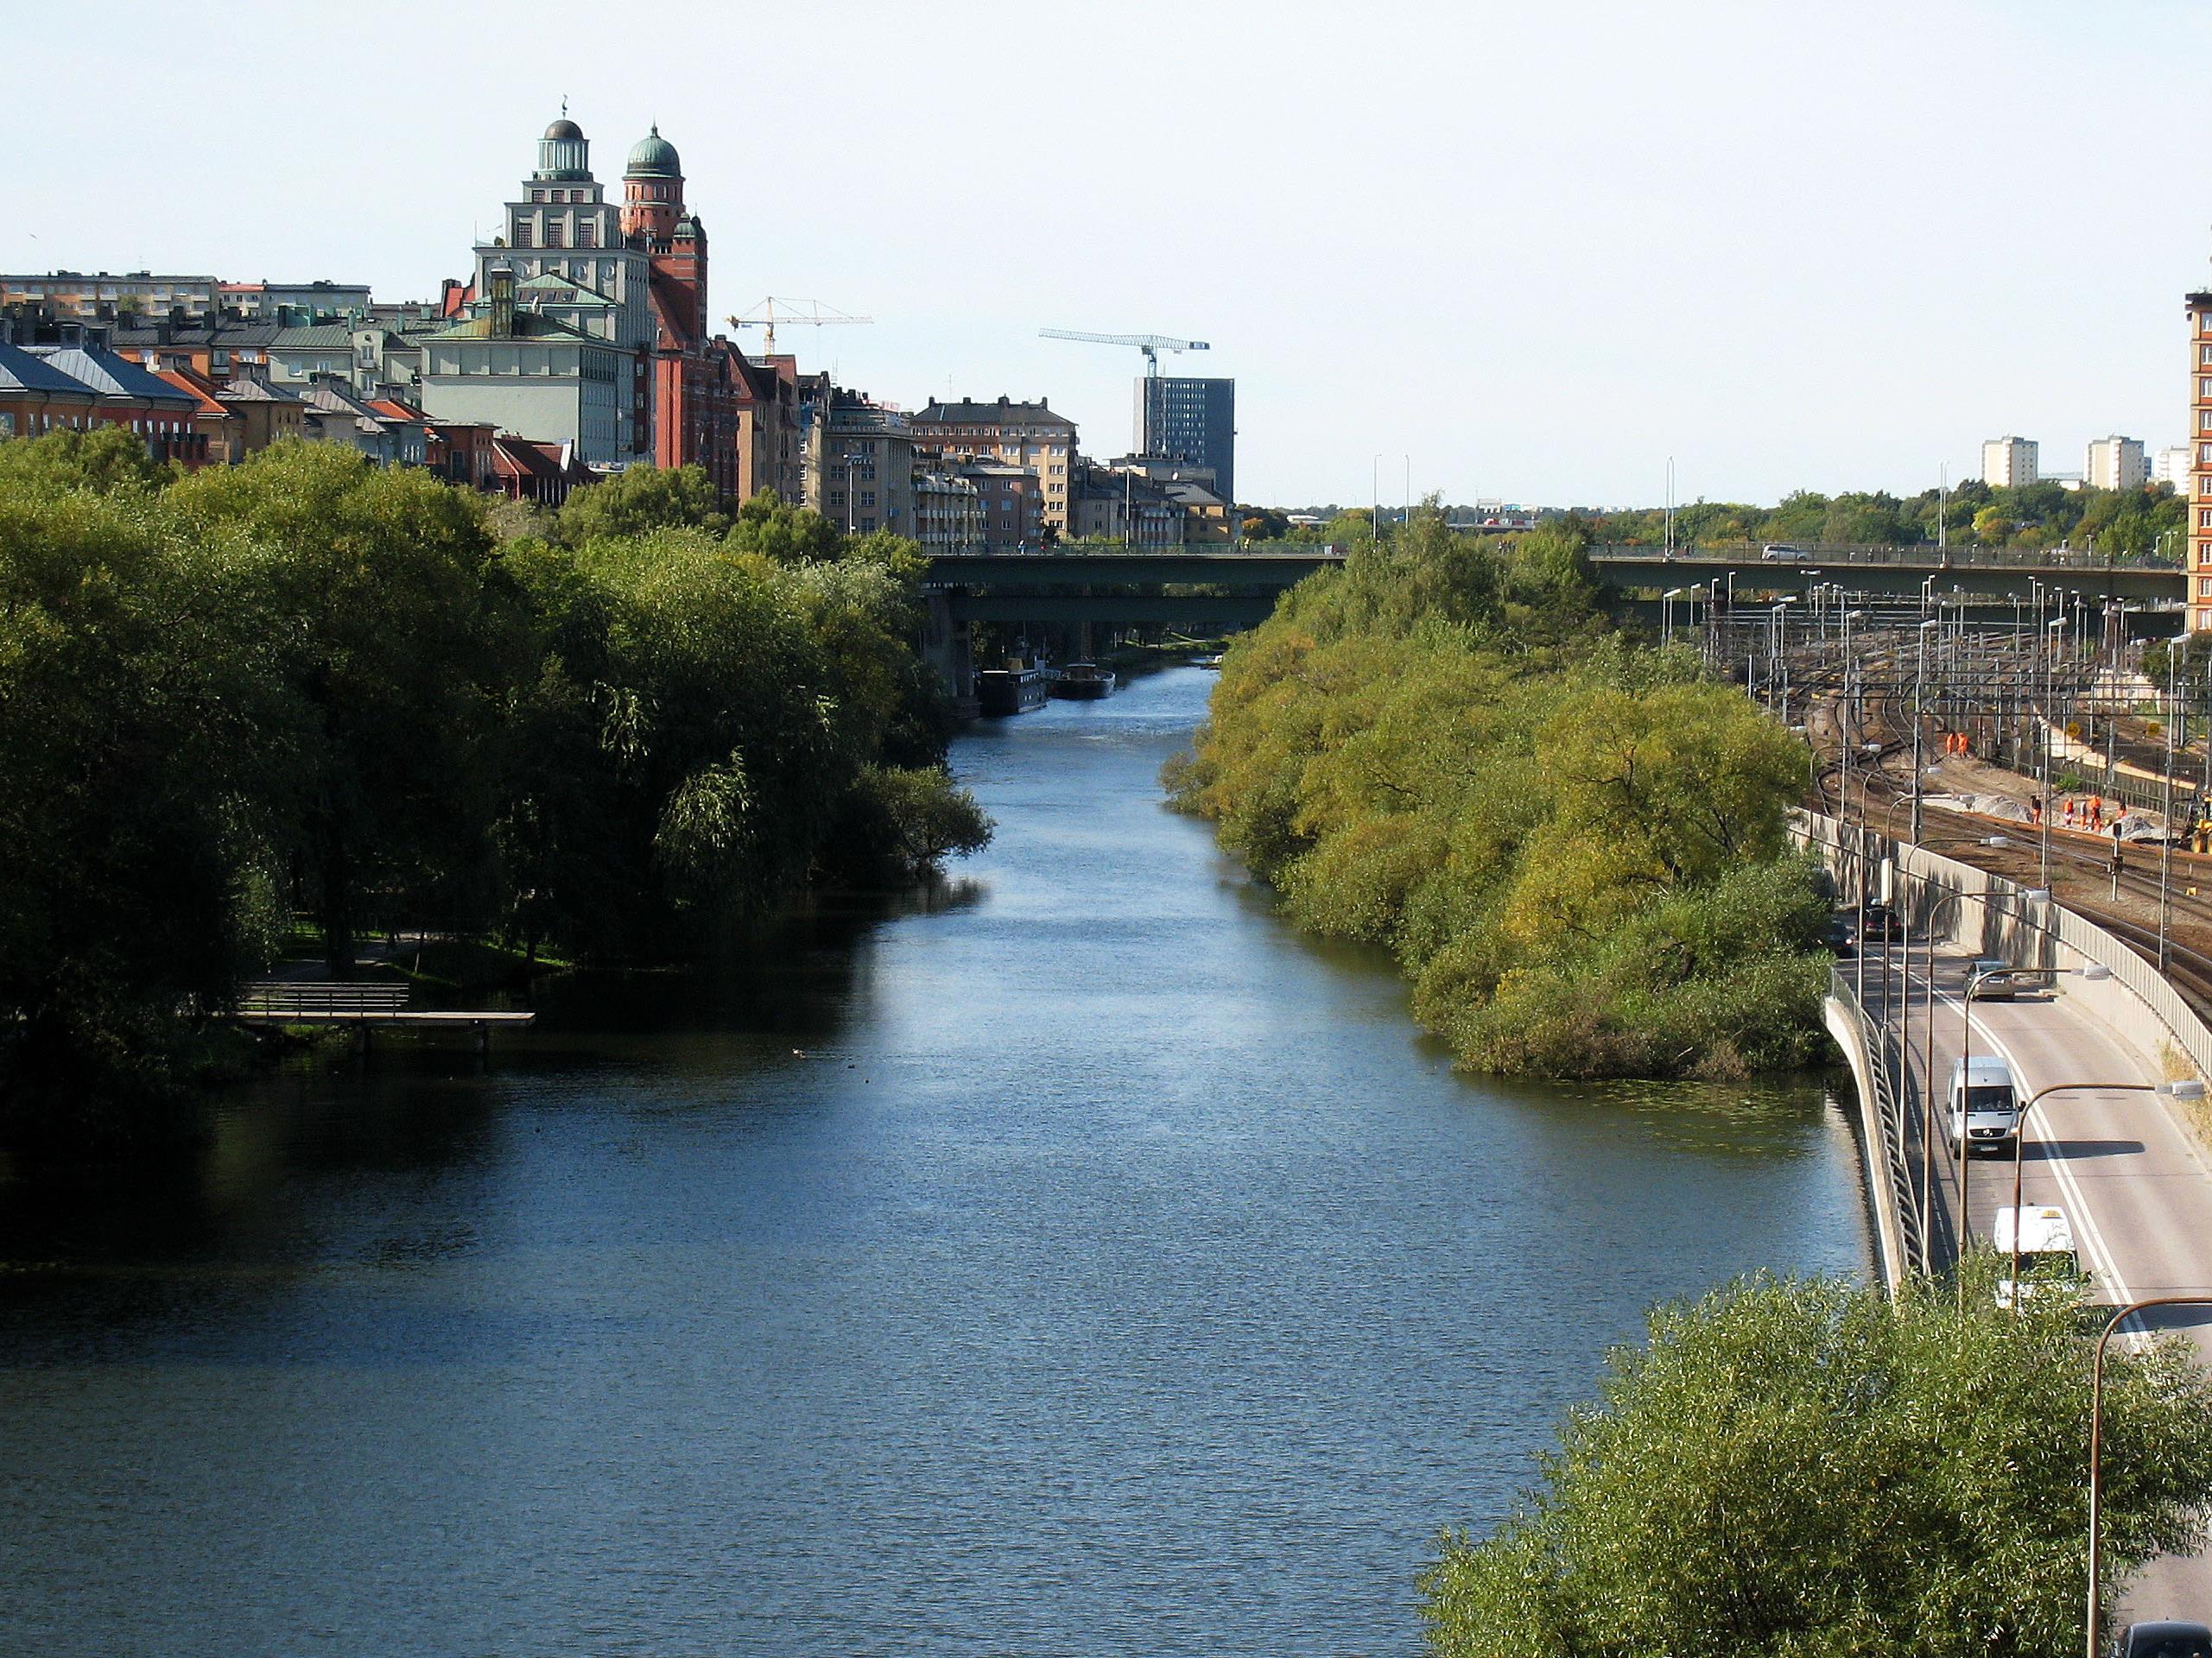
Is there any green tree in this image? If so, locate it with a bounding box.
[1422,1274,2212,1658]
[728,488,841,563]
[0,478,295,1149]
[557,463,727,542]
[168,440,524,973]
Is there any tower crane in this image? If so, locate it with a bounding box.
[727,297,874,357]
[1038,328,1209,377]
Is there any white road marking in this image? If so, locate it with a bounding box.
[1907,964,2137,1309]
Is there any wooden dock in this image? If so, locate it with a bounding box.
[236,981,534,1049]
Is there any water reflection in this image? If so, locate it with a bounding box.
[0,667,1869,1658]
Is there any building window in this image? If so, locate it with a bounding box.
[512,224,533,248]
[545,220,566,249]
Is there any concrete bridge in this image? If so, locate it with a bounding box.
[916,545,1347,693]
[1593,545,2185,609]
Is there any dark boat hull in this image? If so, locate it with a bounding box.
[978,668,1050,716]
[1049,666,1116,700]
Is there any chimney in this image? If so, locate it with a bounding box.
[488,266,517,337]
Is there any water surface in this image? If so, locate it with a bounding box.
[0,666,1868,1656]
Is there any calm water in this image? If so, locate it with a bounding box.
[0,666,1868,1656]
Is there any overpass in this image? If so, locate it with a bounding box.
[1593,545,2185,610]
[916,544,1347,693]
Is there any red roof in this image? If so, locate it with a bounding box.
[153,366,234,419]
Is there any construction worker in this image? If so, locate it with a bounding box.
[2064,797,2077,830]
[2091,794,2105,832]
[2030,794,2044,826]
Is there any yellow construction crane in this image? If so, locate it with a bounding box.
[727,297,874,356]
[1039,327,1209,378]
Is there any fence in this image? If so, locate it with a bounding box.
[1796,807,2212,1088]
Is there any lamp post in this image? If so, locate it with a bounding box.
[2088,1292,2212,1658]
[2161,649,2179,973]
[2006,1078,2203,1316]
[1911,617,1941,845]
[1663,586,1684,649]
[1949,909,2049,1304]
[2044,615,2064,889]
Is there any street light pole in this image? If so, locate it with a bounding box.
[2088,1292,2212,1658]
[2006,1079,2202,1315]
[1911,617,1940,845]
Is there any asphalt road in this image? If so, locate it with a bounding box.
[1869,940,2212,1623]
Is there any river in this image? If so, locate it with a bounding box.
[0,665,1868,1656]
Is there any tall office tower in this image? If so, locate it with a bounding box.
[1138,376,1235,503]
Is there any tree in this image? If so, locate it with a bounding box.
[168,441,523,973]
[1420,1274,2212,1658]
[0,477,295,1149]
[557,463,726,542]
[727,488,840,563]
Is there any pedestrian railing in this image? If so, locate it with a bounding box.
[1829,964,1930,1280]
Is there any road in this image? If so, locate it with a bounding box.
[1872,940,2212,1620]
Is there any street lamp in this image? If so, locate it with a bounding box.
[1911,617,1941,845]
[2088,1292,2212,1658]
[2003,1076,2202,1316]
[1662,586,1685,648]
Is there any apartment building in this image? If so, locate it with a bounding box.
[910,396,1076,537]
[2086,434,2147,491]
[1981,435,2038,489]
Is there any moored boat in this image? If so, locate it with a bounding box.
[1193,653,1226,670]
[1049,662,1116,700]
[977,662,1051,716]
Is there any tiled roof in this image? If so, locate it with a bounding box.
[25,346,198,408]
[152,367,235,418]
[0,341,97,395]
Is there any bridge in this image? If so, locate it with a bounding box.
[916,544,1347,693]
[1592,545,2185,609]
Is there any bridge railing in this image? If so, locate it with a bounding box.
[1828,963,1928,1285]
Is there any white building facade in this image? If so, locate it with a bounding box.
[1981,435,2038,488]
[2086,434,2147,491]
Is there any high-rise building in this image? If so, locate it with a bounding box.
[2187,288,2212,630]
[1981,435,2038,488]
[2086,434,2147,491]
[1137,376,1234,504]
[2157,444,2192,490]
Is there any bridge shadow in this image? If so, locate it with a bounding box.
[2019,1138,2147,1160]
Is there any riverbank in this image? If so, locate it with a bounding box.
[0,664,1869,1658]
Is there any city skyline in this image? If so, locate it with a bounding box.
[5,0,2210,507]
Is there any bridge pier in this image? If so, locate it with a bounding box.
[920,591,975,701]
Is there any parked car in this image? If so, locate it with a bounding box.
[1760,542,1806,562]
[2114,1620,2212,1657]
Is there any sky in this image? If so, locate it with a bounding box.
[7,0,2209,509]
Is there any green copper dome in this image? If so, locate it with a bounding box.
[625,124,681,179]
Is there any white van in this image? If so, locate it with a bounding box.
[1948,1054,2020,1153]
[1993,1205,2083,1308]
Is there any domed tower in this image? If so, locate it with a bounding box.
[622,124,684,243]
[534,115,591,182]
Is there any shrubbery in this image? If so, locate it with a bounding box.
[1169,507,1826,1079]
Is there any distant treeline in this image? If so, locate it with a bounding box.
[1261,478,2186,558]
[1169,509,1829,1080]
[0,433,987,1150]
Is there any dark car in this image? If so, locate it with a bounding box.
[1822,914,1857,959]
[1860,902,1905,941]
[2116,1620,2212,1657]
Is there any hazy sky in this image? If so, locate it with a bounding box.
[7,0,2207,508]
